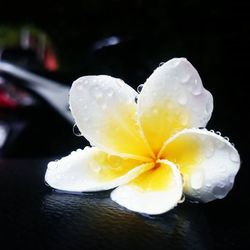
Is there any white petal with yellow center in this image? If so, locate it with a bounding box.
[160,128,240,202]
[45,147,152,192]
[111,160,183,215]
[69,75,153,161]
[138,58,213,153]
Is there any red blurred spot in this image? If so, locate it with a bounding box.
[44,48,59,72]
[0,89,18,108]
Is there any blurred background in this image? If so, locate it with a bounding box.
[0,0,249,159]
[0,1,249,249]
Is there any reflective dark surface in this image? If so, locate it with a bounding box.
[0,159,249,250]
[0,1,250,249]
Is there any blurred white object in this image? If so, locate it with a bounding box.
[0,61,73,124]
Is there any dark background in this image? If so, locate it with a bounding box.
[0,1,250,249]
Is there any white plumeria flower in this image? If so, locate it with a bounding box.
[45,58,240,215]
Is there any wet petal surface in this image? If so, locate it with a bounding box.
[45,147,152,192]
[111,160,183,214]
[160,128,240,202]
[138,58,213,153]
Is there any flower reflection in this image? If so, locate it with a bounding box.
[42,192,212,249]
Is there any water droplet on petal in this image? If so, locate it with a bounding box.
[191,79,202,95]
[224,136,230,141]
[230,149,240,163]
[212,185,228,199]
[210,130,215,133]
[219,165,226,173]
[137,84,144,93]
[229,175,235,184]
[73,124,81,136]
[90,163,101,173]
[159,62,165,66]
[216,131,221,136]
[190,171,203,190]
[206,182,211,188]
[101,103,107,110]
[171,60,180,67]
[180,74,191,84]
[180,113,189,126]
[134,96,138,103]
[205,140,215,158]
[77,85,83,91]
[48,162,56,170]
[95,92,103,99]
[177,92,187,105]
[178,194,185,203]
[152,108,159,115]
[106,88,114,97]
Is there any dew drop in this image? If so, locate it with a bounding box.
[181,74,191,84]
[48,162,56,170]
[210,130,215,133]
[159,62,165,66]
[229,175,235,184]
[137,84,144,93]
[229,149,240,163]
[106,88,114,97]
[216,131,221,136]
[191,79,202,95]
[77,85,83,91]
[177,92,187,105]
[134,96,138,103]
[206,182,211,188]
[190,171,203,190]
[91,86,103,99]
[219,165,226,173]
[205,140,215,158]
[224,136,230,141]
[90,163,101,173]
[72,124,82,136]
[180,113,189,126]
[178,194,185,203]
[101,103,107,110]
[212,185,228,199]
[152,108,159,115]
[171,60,180,67]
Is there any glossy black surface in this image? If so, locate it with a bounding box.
[0,159,249,250]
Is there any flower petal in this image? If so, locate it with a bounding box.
[160,128,240,202]
[138,58,213,153]
[70,75,153,161]
[45,147,153,192]
[111,160,183,214]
